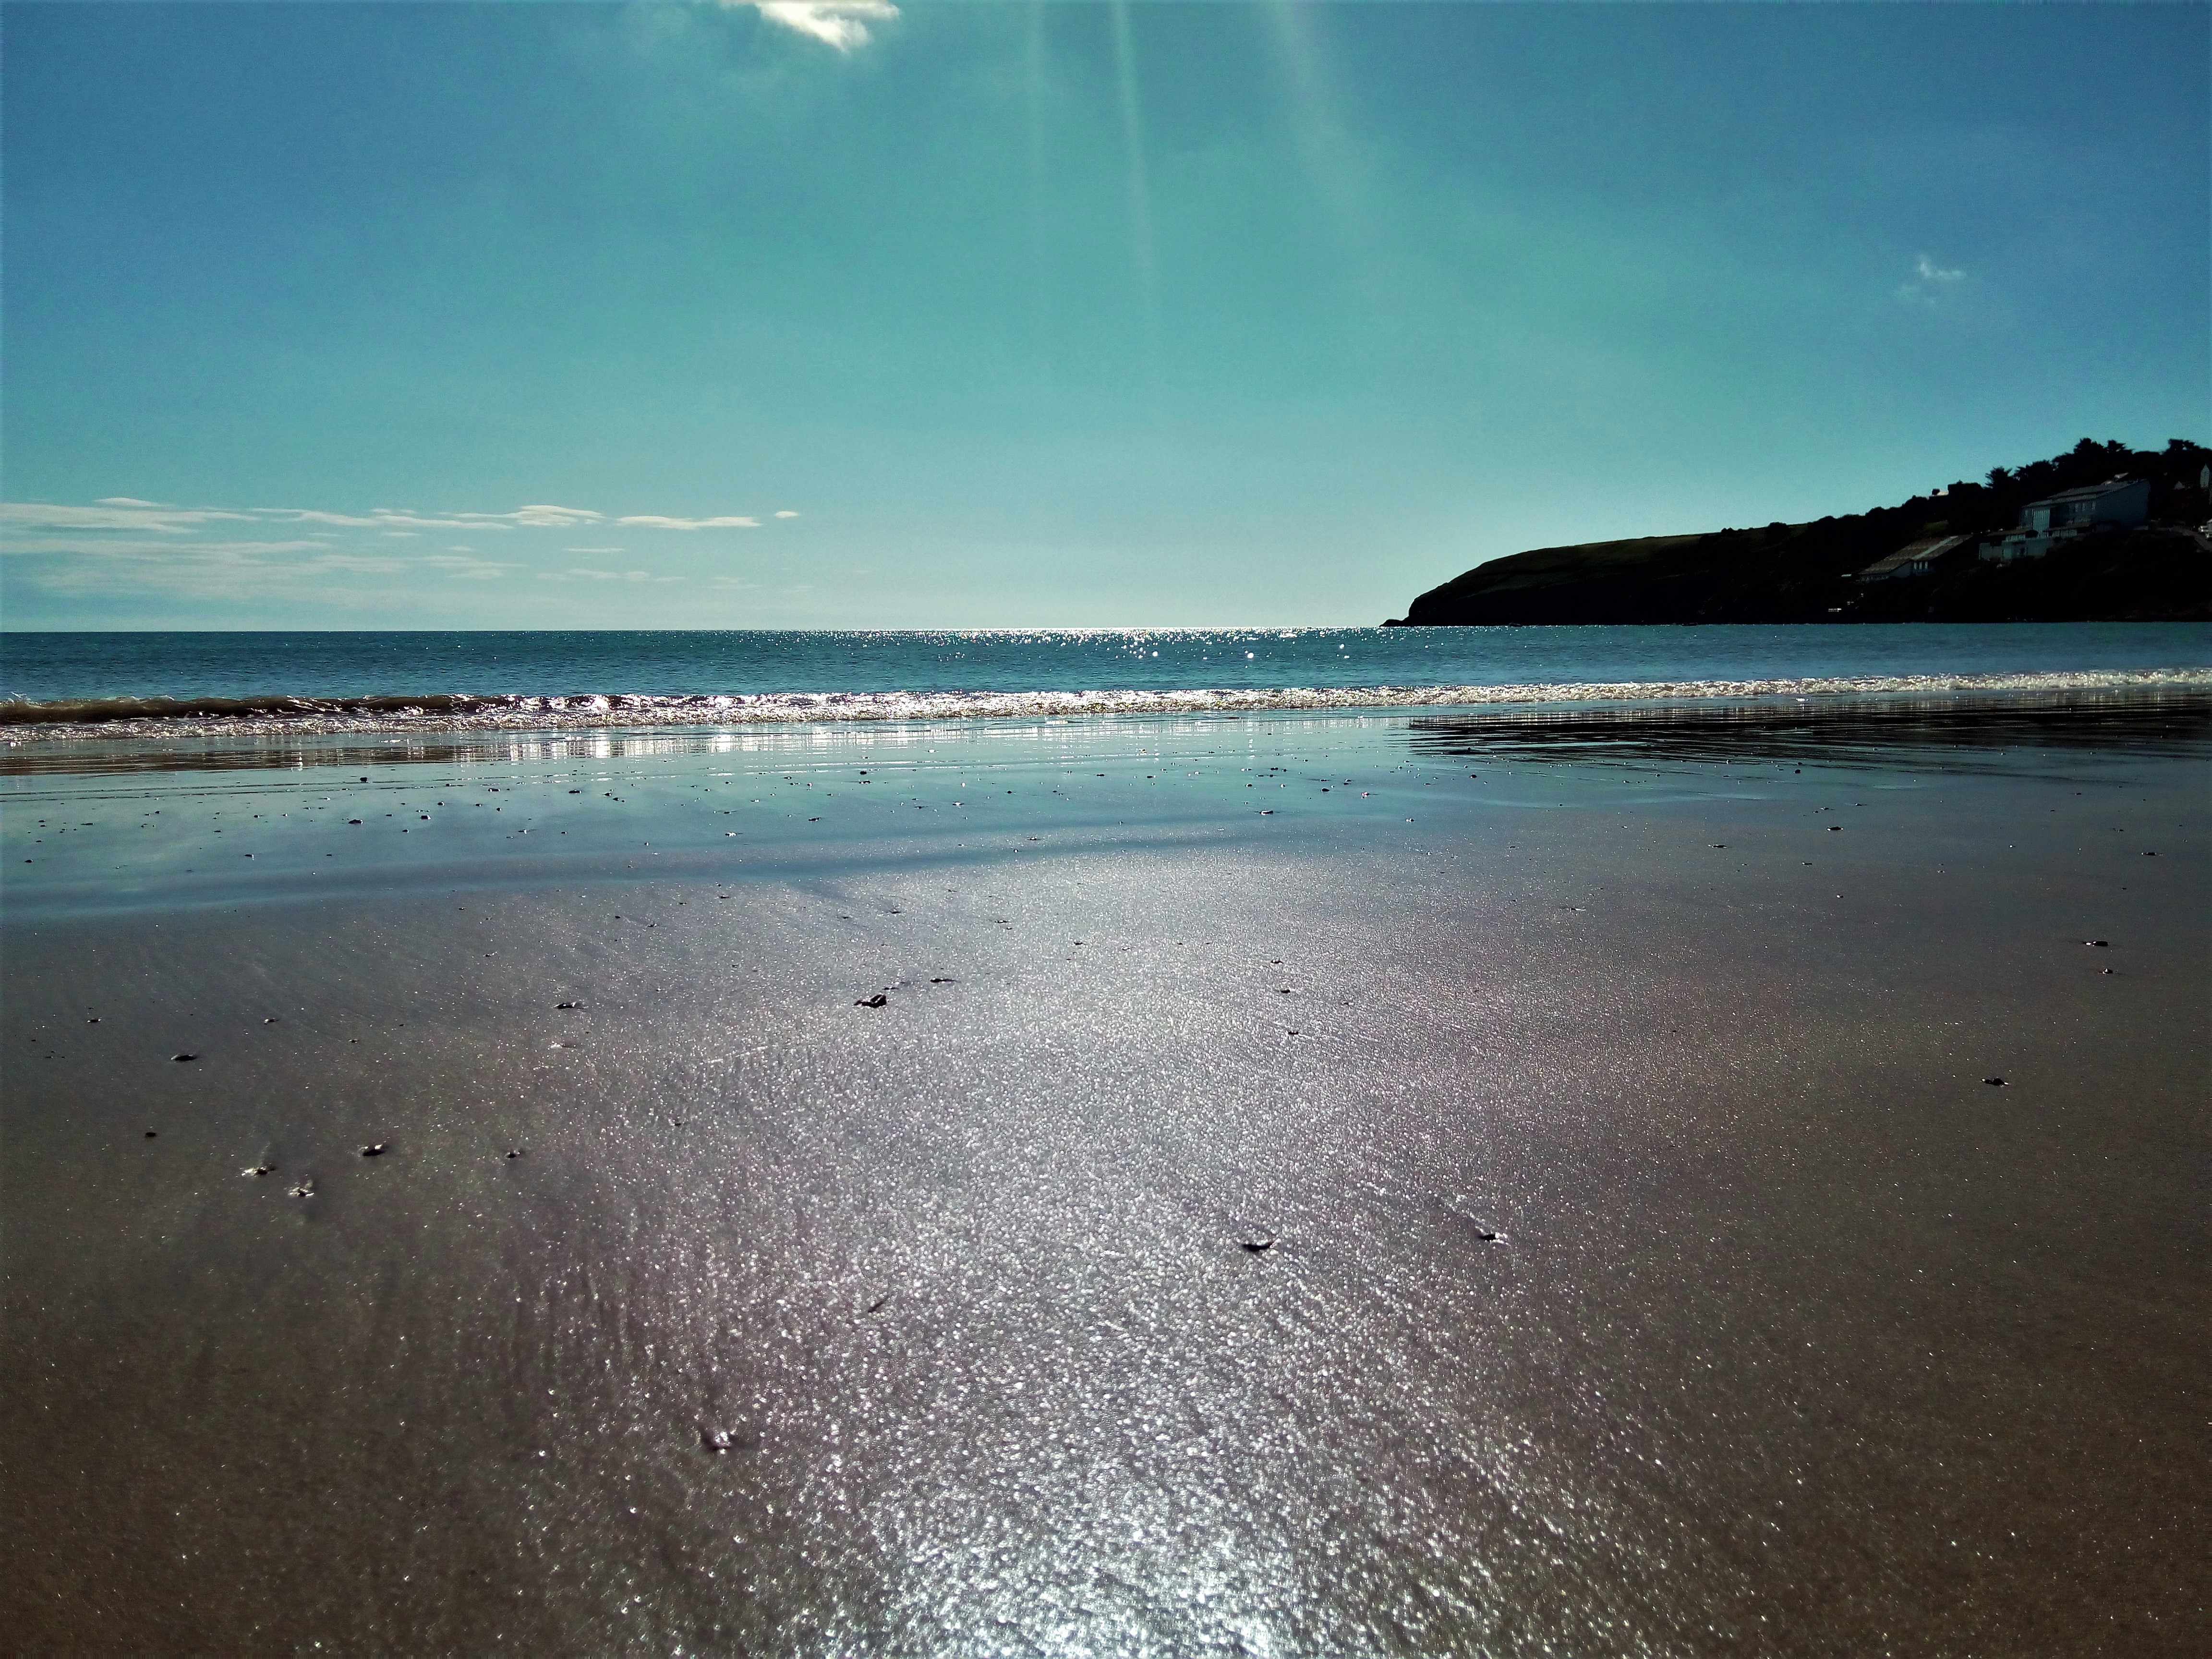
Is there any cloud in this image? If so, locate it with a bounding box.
[301,555,412,576]
[774,510,800,519]
[4,494,767,602]
[547,568,679,583]
[421,554,521,581]
[264,504,604,531]
[616,514,761,530]
[0,535,331,559]
[505,504,605,527]
[0,501,254,533]
[736,1,898,52]
[4,496,786,543]
[1898,254,1967,305]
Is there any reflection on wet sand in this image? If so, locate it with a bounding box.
[3,703,2207,1652]
[1408,689,2212,769]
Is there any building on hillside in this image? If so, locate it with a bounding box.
[1857,533,1969,581]
[1980,477,2150,563]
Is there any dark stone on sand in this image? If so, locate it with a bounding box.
[171,1053,197,1063]
[855,993,888,1008]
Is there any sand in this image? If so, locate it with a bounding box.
[3,702,2206,1654]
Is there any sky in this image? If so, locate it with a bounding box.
[2,0,2206,631]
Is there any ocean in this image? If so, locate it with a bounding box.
[2,623,2207,738]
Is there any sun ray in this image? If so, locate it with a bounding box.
[1108,1,1157,303]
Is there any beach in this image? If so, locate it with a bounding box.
[2,698,2206,1653]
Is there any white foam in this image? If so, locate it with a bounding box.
[4,667,2208,744]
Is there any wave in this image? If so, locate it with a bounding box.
[2,667,2209,741]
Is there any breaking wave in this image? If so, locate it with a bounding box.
[2,667,2209,742]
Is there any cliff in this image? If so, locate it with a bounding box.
[1387,439,2212,626]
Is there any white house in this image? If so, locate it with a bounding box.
[1981,477,2150,563]
[1857,533,1968,581]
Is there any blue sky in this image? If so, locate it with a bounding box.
[3,0,2205,630]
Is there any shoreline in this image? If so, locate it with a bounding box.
[4,664,2209,747]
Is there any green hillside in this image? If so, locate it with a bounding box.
[1387,439,2212,626]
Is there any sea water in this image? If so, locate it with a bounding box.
[2,624,2206,740]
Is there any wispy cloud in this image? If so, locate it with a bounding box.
[0,535,333,559]
[4,497,785,539]
[543,567,683,584]
[506,504,605,528]
[616,514,761,530]
[774,510,800,519]
[733,1,899,53]
[421,554,522,581]
[1898,254,1967,305]
[0,501,255,533]
[2,494,778,605]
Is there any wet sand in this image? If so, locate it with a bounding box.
[3,703,2206,1654]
